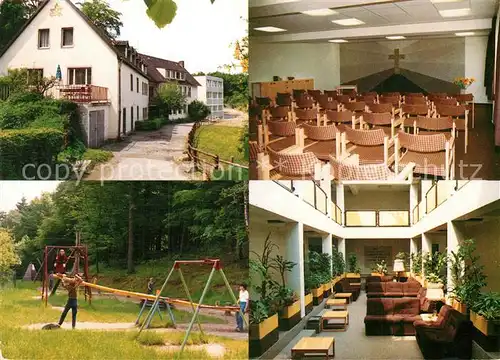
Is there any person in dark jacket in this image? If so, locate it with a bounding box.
[58,274,83,329]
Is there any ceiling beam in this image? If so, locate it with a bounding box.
[250,18,492,43]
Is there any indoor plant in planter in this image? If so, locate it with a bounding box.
[410,251,423,283]
[307,273,324,306]
[309,251,333,299]
[303,282,313,315]
[249,233,280,357]
[449,239,486,315]
[272,255,300,330]
[470,292,500,351]
[371,260,388,276]
[423,251,447,289]
[453,77,475,94]
[331,249,345,284]
[347,253,361,279]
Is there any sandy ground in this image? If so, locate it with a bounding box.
[211,108,247,128]
[85,122,198,181]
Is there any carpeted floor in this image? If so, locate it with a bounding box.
[274,292,424,360]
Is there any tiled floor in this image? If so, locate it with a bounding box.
[274,292,424,360]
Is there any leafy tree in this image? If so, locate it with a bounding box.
[144,0,215,28]
[153,82,186,118]
[233,36,248,73]
[0,0,27,52]
[0,68,57,96]
[79,0,123,39]
[187,100,210,121]
[0,229,21,286]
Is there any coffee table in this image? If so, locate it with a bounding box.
[291,337,335,359]
[320,310,349,332]
[326,298,347,310]
[333,292,353,304]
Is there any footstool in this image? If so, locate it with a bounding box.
[326,298,347,310]
[291,336,335,359]
[333,292,353,304]
[320,310,349,332]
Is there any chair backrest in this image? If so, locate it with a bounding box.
[344,101,366,112]
[295,95,315,109]
[405,96,427,105]
[326,110,353,123]
[330,157,394,180]
[397,131,447,153]
[392,298,420,316]
[366,298,393,315]
[416,116,454,131]
[307,89,322,100]
[292,89,306,98]
[382,92,401,98]
[435,104,466,117]
[303,123,338,141]
[324,90,338,98]
[267,120,296,137]
[269,106,290,119]
[363,91,378,97]
[295,108,318,121]
[276,93,292,106]
[357,95,377,103]
[256,97,271,107]
[362,112,392,126]
[249,141,263,162]
[379,95,399,106]
[267,148,319,176]
[317,96,339,110]
[434,98,457,106]
[406,92,424,98]
[337,94,351,104]
[344,127,386,146]
[369,103,393,114]
[402,104,428,116]
[456,93,473,102]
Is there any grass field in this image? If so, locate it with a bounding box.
[0,282,247,359]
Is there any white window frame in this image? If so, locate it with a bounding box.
[38,29,50,49]
[68,67,92,85]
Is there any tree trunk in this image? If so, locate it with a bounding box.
[127,195,135,274]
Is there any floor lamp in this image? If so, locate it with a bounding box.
[393,260,405,282]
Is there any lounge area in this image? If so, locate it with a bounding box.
[249,180,500,359]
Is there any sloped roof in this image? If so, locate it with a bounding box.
[138,53,201,87]
[0,0,151,80]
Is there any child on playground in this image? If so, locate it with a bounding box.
[236,283,249,332]
[54,249,68,274]
[58,274,83,329]
[147,277,155,294]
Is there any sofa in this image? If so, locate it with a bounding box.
[366,275,394,283]
[364,298,421,335]
[334,278,360,301]
[414,305,473,359]
[366,281,421,298]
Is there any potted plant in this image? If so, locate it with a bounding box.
[371,260,388,276]
[423,251,447,288]
[347,253,361,278]
[308,251,333,299]
[449,239,487,315]
[453,77,475,94]
[470,292,500,350]
[304,284,313,315]
[410,251,423,283]
[331,249,345,285]
[272,255,300,330]
[307,273,324,306]
[249,233,280,357]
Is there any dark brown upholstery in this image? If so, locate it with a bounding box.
[334,278,360,301]
[293,89,306,98]
[276,93,292,107]
[364,298,420,335]
[414,305,473,359]
[367,281,421,298]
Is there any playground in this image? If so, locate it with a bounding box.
[0,253,248,359]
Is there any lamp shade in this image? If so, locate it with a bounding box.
[393,259,405,272]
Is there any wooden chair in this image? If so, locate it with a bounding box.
[261,121,297,151]
[455,93,475,128]
[344,101,367,114]
[257,146,326,180]
[276,92,292,107]
[369,102,401,117]
[267,106,291,121]
[325,110,360,129]
[357,94,377,104]
[342,127,394,166]
[295,95,315,109]
[307,89,322,102]
[324,90,338,99]
[293,89,306,99]
[395,131,455,180]
[434,104,468,153]
[329,153,415,181]
[317,95,340,112]
[413,116,456,139]
[293,108,320,125]
[361,112,404,138]
[300,124,341,161]
[401,104,431,128]
[337,94,351,104]
[405,96,427,105]
[379,95,401,108]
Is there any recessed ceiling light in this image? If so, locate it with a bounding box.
[455,32,475,36]
[332,18,365,26]
[386,36,406,40]
[439,8,471,17]
[302,8,338,16]
[329,39,348,43]
[253,26,287,32]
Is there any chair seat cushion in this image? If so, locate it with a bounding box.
[304,140,337,161]
[398,151,446,177]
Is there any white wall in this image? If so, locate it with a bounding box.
[465,36,489,103]
[345,239,410,274]
[249,42,341,90]
[194,75,224,119]
[120,63,149,134]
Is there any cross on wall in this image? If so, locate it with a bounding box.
[389,48,405,74]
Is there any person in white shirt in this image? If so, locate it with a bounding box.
[236,283,249,332]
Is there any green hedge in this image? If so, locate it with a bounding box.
[0,128,64,179]
[135,118,162,131]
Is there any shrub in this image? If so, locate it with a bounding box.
[83,149,113,163]
[188,100,211,121]
[57,139,86,163]
[135,118,162,131]
[226,93,248,110]
[0,128,64,179]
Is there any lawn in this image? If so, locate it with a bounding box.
[0,283,247,359]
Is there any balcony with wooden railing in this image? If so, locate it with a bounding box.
[56,85,109,104]
[345,210,410,227]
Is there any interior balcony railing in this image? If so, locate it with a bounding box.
[413,180,471,224]
[345,210,410,227]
